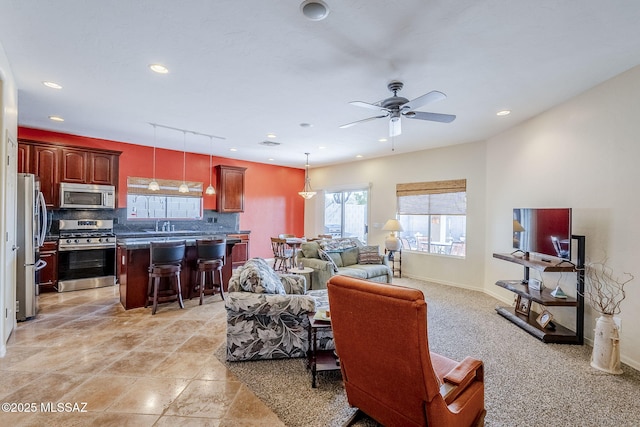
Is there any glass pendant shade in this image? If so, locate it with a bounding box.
[298,152,316,199]
[205,136,216,195]
[148,180,160,191]
[178,183,189,193]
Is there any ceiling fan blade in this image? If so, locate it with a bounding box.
[349,101,387,111]
[403,111,456,123]
[339,114,389,129]
[402,90,446,112]
[389,117,401,137]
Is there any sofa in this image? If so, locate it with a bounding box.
[297,238,393,289]
[225,258,334,361]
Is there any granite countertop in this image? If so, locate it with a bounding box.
[117,235,241,250]
[114,229,249,238]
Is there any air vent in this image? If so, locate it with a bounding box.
[260,140,281,147]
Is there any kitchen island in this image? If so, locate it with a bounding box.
[116,235,241,310]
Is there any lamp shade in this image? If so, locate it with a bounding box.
[513,219,525,232]
[382,219,403,232]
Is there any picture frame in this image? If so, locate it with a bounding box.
[536,310,554,328]
[514,295,531,316]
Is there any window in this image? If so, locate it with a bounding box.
[324,188,369,243]
[396,179,466,257]
[126,177,203,219]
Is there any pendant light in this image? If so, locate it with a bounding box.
[298,152,316,199]
[148,124,160,191]
[178,131,189,193]
[205,136,216,195]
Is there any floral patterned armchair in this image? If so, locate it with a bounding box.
[225,258,334,362]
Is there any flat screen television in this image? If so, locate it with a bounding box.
[513,208,572,260]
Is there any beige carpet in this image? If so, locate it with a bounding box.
[217,278,640,427]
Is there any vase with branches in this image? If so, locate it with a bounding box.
[583,257,633,374]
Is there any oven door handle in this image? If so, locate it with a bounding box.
[59,245,116,252]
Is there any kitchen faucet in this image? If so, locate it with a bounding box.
[163,221,170,232]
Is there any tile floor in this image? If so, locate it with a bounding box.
[0,286,284,426]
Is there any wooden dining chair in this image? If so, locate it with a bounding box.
[271,237,293,272]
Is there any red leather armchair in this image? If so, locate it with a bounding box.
[327,275,486,427]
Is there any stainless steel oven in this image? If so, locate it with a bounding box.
[57,219,116,292]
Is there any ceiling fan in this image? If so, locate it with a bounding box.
[339,81,456,137]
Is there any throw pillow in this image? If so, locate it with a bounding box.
[318,249,339,273]
[300,241,320,259]
[238,258,286,294]
[358,245,382,264]
[340,247,359,266]
[320,238,358,253]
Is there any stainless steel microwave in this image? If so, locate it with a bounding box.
[59,182,116,209]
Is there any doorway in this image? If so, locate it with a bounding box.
[323,188,369,243]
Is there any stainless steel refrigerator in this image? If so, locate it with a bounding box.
[16,173,48,321]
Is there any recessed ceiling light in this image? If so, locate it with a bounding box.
[356,154,363,158]
[300,0,330,21]
[230,148,237,152]
[149,64,169,74]
[48,115,64,122]
[318,146,326,150]
[43,81,62,89]
[268,158,275,161]
[266,133,276,139]
[378,138,388,142]
[496,110,511,116]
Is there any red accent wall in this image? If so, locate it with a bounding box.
[18,127,305,258]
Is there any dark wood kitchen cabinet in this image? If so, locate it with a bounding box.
[61,148,119,186]
[60,148,88,183]
[215,165,246,213]
[31,144,60,208]
[227,233,250,268]
[18,139,121,208]
[38,241,58,293]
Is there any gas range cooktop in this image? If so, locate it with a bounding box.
[58,219,116,249]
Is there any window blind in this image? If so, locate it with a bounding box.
[396,179,466,215]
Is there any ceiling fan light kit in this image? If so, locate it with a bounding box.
[340,80,456,137]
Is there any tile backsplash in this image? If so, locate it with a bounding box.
[48,208,240,235]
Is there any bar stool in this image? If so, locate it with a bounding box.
[192,238,226,305]
[146,240,186,315]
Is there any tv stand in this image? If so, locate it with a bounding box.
[493,235,585,344]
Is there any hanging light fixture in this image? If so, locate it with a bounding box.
[148,124,160,191]
[205,136,216,195]
[178,131,189,193]
[298,152,316,199]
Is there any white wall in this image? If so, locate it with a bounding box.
[309,64,640,370]
[306,140,487,292]
[485,64,640,370]
[0,41,18,357]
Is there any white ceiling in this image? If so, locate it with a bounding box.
[1,1,639,168]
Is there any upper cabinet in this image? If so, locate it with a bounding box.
[61,148,119,185]
[215,165,246,213]
[18,139,121,208]
[31,144,60,208]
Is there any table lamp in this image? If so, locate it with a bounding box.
[382,219,403,252]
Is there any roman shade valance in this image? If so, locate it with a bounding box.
[396,179,466,215]
[127,177,203,197]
